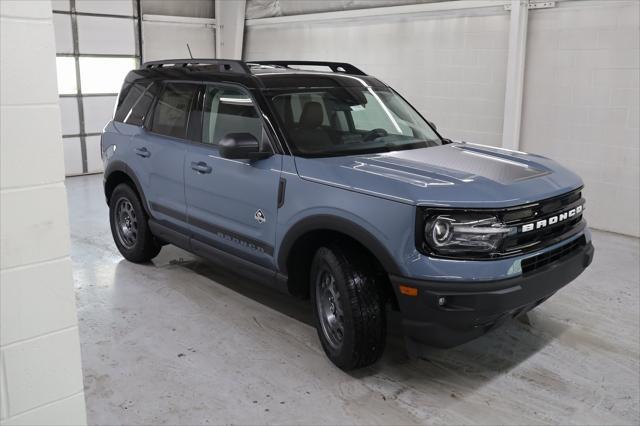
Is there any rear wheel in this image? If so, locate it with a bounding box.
[310,244,386,370]
[109,184,160,262]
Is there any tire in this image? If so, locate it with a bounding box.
[310,244,386,370]
[109,183,161,263]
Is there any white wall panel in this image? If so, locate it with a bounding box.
[521,0,640,237]
[1,393,86,426]
[59,97,80,135]
[3,329,84,417]
[75,0,134,16]
[85,135,104,173]
[244,11,510,146]
[1,104,66,189]
[142,20,215,62]
[1,13,59,105]
[82,96,116,133]
[0,185,72,270]
[77,15,136,55]
[141,0,215,19]
[0,259,77,346]
[63,137,83,176]
[51,0,71,12]
[53,13,73,53]
[246,0,436,19]
[1,1,86,421]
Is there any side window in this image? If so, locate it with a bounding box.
[125,82,156,126]
[150,83,197,139]
[114,81,148,123]
[202,86,262,145]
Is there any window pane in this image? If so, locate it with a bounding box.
[150,84,197,139]
[53,14,73,54]
[58,97,80,135]
[79,57,135,94]
[114,82,147,122]
[63,137,83,175]
[127,83,157,126]
[56,57,77,95]
[77,16,135,55]
[202,87,261,145]
[83,95,118,133]
[75,0,134,16]
[85,135,104,173]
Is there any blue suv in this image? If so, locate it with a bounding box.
[102,60,594,370]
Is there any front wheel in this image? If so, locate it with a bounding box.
[109,184,161,263]
[310,244,386,370]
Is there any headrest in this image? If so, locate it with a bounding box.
[299,101,324,129]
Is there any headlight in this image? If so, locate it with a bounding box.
[423,212,515,256]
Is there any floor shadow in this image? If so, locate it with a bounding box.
[156,246,571,392]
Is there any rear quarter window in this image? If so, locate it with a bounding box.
[113,81,154,126]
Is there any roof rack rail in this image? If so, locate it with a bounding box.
[253,61,367,76]
[142,59,251,74]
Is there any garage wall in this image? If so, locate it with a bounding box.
[244,0,639,237]
[140,0,216,61]
[0,1,87,424]
[244,6,511,147]
[141,0,214,19]
[521,0,639,237]
[52,0,139,176]
[142,18,216,62]
[246,0,442,19]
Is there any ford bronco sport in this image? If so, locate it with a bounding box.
[102,59,594,370]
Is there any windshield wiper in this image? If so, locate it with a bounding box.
[383,141,430,152]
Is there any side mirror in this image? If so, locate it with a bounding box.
[427,120,437,130]
[219,133,271,160]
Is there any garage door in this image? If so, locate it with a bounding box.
[52,0,140,176]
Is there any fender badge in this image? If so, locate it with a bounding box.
[254,209,266,224]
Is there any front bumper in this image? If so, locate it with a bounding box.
[391,240,594,349]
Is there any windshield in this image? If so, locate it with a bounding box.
[264,86,442,157]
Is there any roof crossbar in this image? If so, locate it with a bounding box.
[143,59,251,74]
[252,61,367,76]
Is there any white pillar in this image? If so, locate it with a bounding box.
[0,0,87,423]
[215,0,247,59]
[501,0,529,151]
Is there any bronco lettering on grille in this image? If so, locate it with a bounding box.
[521,205,583,233]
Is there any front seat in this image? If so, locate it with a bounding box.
[291,101,334,153]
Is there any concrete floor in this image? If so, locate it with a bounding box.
[67,174,639,425]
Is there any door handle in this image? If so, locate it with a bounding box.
[191,161,212,174]
[134,147,150,158]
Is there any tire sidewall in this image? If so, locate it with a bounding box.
[109,184,155,262]
[310,247,359,368]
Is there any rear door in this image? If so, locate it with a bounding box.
[131,82,199,230]
[185,84,283,269]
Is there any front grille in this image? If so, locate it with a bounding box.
[499,188,585,256]
[521,236,586,274]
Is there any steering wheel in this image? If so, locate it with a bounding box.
[362,128,389,142]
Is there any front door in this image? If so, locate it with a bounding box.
[185,84,282,269]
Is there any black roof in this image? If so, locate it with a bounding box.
[127,59,387,90]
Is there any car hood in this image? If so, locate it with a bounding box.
[293,143,583,208]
